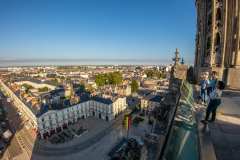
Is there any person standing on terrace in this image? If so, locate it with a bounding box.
[201,81,225,124]
[207,71,218,96]
[200,72,209,105]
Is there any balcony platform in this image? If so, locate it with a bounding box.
[196,90,240,160]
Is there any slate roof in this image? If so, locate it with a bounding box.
[149,95,162,103]
[92,96,113,105]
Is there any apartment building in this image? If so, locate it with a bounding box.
[38,96,127,139]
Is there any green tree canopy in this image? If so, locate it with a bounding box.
[95,72,122,87]
[38,87,49,92]
[95,74,107,87]
[74,83,86,91]
[131,80,139,93]
[145,69,165,79]
[22,83,33,92]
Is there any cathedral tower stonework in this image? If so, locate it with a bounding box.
[194,0,240,89]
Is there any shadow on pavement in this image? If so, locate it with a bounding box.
[209,117,240,160]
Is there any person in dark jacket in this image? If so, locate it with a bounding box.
[201,81,225,124]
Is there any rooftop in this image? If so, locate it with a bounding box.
[92,96,113,105]
[197,91,240,160]
[149,95,162,102]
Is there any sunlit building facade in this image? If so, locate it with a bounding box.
[194,0,240,89]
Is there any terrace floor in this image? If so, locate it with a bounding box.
[209,95,240,160]
[197,91,240,160]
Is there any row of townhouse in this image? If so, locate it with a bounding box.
[38,97,127,138]
[0,80,38,130]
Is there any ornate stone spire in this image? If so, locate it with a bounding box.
[172,48,180,65]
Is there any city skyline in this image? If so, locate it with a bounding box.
[0,0,196,65]
[0,1,239,160]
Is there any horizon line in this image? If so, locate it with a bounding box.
[0,58,172,62]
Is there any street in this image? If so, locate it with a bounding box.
[2,97,35,160]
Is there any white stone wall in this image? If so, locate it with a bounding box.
[112,97,127,117]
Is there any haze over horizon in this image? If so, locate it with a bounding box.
[0,58,181,67]
[0,0,196,65]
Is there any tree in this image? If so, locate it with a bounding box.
[131,80,139,93]
[77,84,85,91]
[22,83,33,93]
[145,70,154,78]
[110,72,122,85]
[38,87,49,92]
[86,84,94,93]
[145,69,163,79]
[95,72,122,87]
[95,74,107,86]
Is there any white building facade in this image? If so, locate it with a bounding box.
[36,97,127,138]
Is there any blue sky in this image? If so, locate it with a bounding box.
[0,0,196,64]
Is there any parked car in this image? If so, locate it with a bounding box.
[2,129,13,143]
